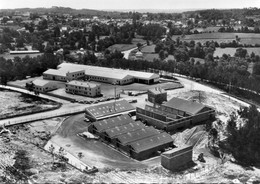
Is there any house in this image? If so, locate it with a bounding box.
[148,87,167,104]
[65,80,101,97]
[32,79,57,92]
[135,51,144,60]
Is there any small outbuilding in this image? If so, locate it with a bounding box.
[148,87,167,104]
[32,79,57,92]
[161,145,193,171]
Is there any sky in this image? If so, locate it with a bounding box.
[0,0,259,10]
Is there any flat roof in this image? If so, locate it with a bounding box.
[86,100,135,119]
[104,121,145,138]
[43,68,85,77]
[92,114,133,132]
[58,63,159,80]
[163,97,206,115]
[129,132,173,153]
[115,126,160,145]
[67,80,100,88]
[162,145,193,157]
[43,69,67,77]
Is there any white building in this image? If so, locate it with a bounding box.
[33,79,58,92]
[43,68,85,82]
[65,80,101,97]
[57,63,159,85]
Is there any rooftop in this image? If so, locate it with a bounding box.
[104,121,145,138]
[163,97,206,115]
[148,87,166,95]
[67,80,100,88]
[116,126,160,145]
[44,68,85,77]
[92,114,133,132]
[58,63,159,80]
[85,100,135,119]
[33,79,53,86]
[129,132,173,153]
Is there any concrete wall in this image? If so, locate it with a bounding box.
[161,147,193,171]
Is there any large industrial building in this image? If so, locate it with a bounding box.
[57,63,160,85]
[65,80,101,97]
[88,114,174,160]
[136,97,215,132]
[85,99,136,121]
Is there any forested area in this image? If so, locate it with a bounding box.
[222,105,260,166]
[0,53,60,84]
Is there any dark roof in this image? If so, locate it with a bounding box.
[116,126,160,145]
[92,114,133,132]
[129,132,173,153]
[85,100,135,119]
[104,121,145,138]
[163,97,205,115]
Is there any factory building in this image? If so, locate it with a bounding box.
[65,80,101,97]
[161,145,193,171]
[85,100,136,122]
[136,97,215,132]
[88,114,174,160]
[57,63,159,85]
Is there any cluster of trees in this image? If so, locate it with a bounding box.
[224,105,260,166]
[0,53,60,84]
[218,26,260,33]
[136,24,166,40]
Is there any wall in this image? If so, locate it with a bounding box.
[65,83,101,97]
[161,147,193,171]
[43,74,67,82]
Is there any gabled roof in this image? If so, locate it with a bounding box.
[33,79,53,87]
[129,132,173,153]
[104,121,145,138]
[92,114,133,132]
[163,97,206,115]
[116,126,160,145]
[85,100,135,119]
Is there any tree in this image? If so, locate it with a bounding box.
[159,50,165,60]
[48,144,55,164]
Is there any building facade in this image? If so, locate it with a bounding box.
[43,69,85,82]
[148,88,167,104]
[161,146,193,171]
[32,79,57,92]
[65,80,101,97]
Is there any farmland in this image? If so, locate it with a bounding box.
[108,38,146,52]
[172,33,260,45]
[214,47,260,57]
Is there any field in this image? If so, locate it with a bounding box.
[191,26,255,33]
[108,38,147,52]
[141,44,156,53]
[172,33,260,45]
[214,47,260,57]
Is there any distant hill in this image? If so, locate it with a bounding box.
[0,6,121,17]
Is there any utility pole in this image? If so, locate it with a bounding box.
[114,82,116,111]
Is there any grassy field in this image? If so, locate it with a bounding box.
[108,38,147,52]
[214,47,260,57]
[141,44,156,53]
[172,33,260,45]
[191,26,221,33]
